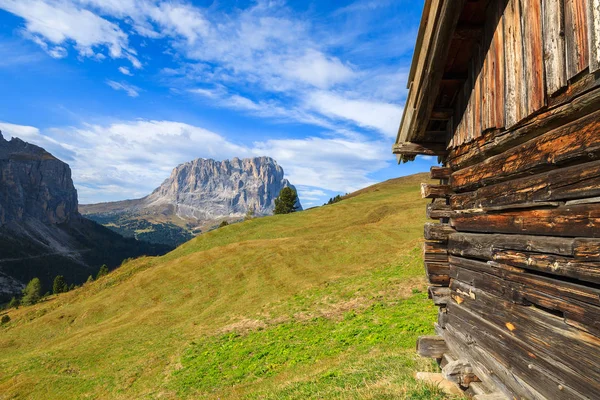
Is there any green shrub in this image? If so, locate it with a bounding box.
[8,297,19,309]
[0,315,9,325]
[274,187,299,215]
[219,220,229,228]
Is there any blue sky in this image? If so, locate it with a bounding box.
[0,0,435,207]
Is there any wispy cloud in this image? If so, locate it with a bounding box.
[118,66,133,76]
[106,80,140,97]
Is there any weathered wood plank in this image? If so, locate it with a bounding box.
[543,0,568,95]
[473,47,482,139]
[429,286,451,306]
[573,238,600,260]
[421,183,453,199]
[424,222,455,242]
[522,0,545,115]
[450,109,600,191]
[565,0,589,78]
[450,160,600,210]
[447,84,600,171]
[588,0,600,73]
[450,280,600,394]
[447,301,596,399]
[425,261,450,276]
[430,166,452,179]
[493,250,600,284]
[427,202,452,219]
[450,204,600,238]
[493,0,505,129]
[448,232,575,260]
[504,0,526,128]
[438,323,545,400]
[416,335,447,358]
[392,142,447,156]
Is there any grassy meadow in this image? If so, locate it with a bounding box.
[0,173,457,399]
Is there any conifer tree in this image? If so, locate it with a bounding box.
[21,278,42,306]
[96,264,109,280]
[8,297,19,309]
[274,187,299,215]
[53,275,68,294]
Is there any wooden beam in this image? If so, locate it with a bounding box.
[392,142,448,156]
[427,202,453,219]
[429,286,451,306]
[425,223,455,242]
[421,183,453,199]
[454,24,485,41]
[430,108,454,120]
[417,335,448,358]
[430,166,452,179]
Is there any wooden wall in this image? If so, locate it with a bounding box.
[451,0,600,148]
[419,1,600,398]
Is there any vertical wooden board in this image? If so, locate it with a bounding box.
[544,0,568,94]
[565,0,590,78]
[493,1,505,128]
[481,47,489,132]
[504,0,525,128]
[588,0,600,73]
[523,0,546,114]
[473,49,482,139]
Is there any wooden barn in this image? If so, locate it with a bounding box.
[394,0,600,398]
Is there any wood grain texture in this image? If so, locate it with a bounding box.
[588,0,600,72]
[522,0,545,114]
[504,0,526,128]
[543,0,568,95]
[450,204,600,238]
[417,335,448,358]
[493,0,506,129]
[450,160,600,210]
[450,108,600,192]
[424,222,455,242]
[421,183,453,199]
[565,0,590,78]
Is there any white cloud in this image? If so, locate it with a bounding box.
[306,91,402,137]
[0,0,140,66]
[106,80,140,97]
[1,119,390,204]
[283,50,355,89]
[118,66,132,76]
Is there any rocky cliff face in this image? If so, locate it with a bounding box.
[142,157,301,220]
[0,132,171,301]
[0,132,78,226]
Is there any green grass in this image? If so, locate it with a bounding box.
[0,173,458,399]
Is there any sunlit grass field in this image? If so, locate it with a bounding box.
[0,173,456,399]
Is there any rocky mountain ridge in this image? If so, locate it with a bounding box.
[80,156,301,245]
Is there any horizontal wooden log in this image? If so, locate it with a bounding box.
[437,307,448,328]
[416,335,448,358]
[447,84,600,171]
[450,108,600,192]
[492,250,600,284]
[424,223,455,242]
[422,183,453,199]
[392,142,447,156]
[423,250,448,263]
[450,204,600,238]
[429,274,450,286]
[427,201,452,219]
[429,286,451,306]
[430,108,454,120]
[438,323,544,400]
[451,160,600,210]
[430,166,452,179]
[450,281,600,396]
[423,241,448,255]
[425,261,450,275]
[448,232,575,260]
[573,238,600,261]
[450,255,600,308]
[447,302,594,399]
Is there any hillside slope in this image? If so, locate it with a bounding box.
[0,173,454,399]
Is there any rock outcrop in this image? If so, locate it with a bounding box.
[80,157,302,246]
[143,156,302,220]
[0,132,171,301]
[0,132,78,225]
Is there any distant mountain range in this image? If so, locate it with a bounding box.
[80,157,302,246]
[0,132,171,300]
